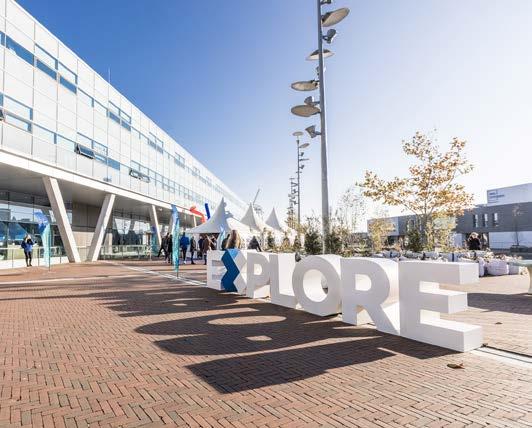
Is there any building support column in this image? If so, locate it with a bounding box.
[87,193,115,262]
[149,205,162,248]
[42,177,81,263]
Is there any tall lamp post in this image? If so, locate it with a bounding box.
[293,131,310,227]
[290,1,349,253]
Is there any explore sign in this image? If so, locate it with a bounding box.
[207,251,483,352]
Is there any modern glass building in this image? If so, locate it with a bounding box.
[0,0,246,263]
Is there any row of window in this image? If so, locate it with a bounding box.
[0,32,245,211]
[473,212,499,228]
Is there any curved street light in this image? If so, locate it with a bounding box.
[291,104,321,117]
[321,7,350,27]
[291,80,319,91]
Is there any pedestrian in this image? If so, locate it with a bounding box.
[21,234,34,267]
[210,235,216,250]
[248,236,262,252]
[166,234,173,264]
[198,235,204,259]
[226,229,241,249]
[467,232,481,251]
[179,232,190,264]
[221,234,229,250]
[202,235,211,264]
[158,233,169,258]
[190,236,197,265]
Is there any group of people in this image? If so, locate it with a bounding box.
[157,229,263,265]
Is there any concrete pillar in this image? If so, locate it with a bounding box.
[87,193,115,262]
[149,205,162,248]
[42,177,81,263]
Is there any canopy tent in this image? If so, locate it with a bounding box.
[187,198,252,238]
[265,208,288,233]
[240,203,273,234]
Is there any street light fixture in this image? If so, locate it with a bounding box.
[290,0,349,253]
[291,80,319,91]
[291,104,321,117]
[292,131,311,227]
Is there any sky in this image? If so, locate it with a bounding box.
[17,0,532,229]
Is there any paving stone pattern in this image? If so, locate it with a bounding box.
[0,261,530,427]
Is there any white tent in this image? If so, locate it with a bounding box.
[265,208,288,233]
[240,203,273,234]
[187,198,252,238]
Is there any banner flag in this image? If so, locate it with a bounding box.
[217,225,226,250]
[171,204,180,272]
[35,212,51,267]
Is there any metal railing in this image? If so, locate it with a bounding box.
[99,245,152,260]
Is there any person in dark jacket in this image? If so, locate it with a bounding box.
[190,236,197,265]
[198,236,204,259]
[248,236,262,252]
[158,233,169,258]
[21,234,34,267]
[467,232,481,251]
[179,233,190,263]
[202,235,212,264]
[166,234,173,264]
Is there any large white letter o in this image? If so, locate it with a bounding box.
[292,255,342,316]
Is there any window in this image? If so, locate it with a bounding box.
[60,76,77,93]
[33,125,56,145]
[473,214,479,228]
[131,161,140,171]
[76,145,95,159]
[58,62,77,84]
[493,212,499,227]
[121,121,131,132]
[4,96,32,120]
[92,141,108,156]
[107,158,120,171]
[36,60,57,80]
[78,90,93,107]
[0,31,5,46]
[94,153,107,164]
[108,102,120,116]
[35,45,57,69]
[6,36,34,65]
[483,213,488,227]
[93,100,107,116]
[77,133,92,147]
[57,135,76,151]
[119,110,131,124]
[5,113,31,132]
[107,110,120,124]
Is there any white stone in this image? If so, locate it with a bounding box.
[206,250,226,291]
[270,253,299,309]
[246,252,272,299]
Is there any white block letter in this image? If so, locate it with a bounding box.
[246,252,271,298]
[207,250,226,290]
[270,253,299,309]
[399,261,482,352]
[292,255,342,317]
[341,257,400,335]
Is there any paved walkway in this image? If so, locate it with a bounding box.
[0,261,530,427]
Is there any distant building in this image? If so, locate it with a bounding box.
[367,183,532,251]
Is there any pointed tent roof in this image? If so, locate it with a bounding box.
[265,208,287,233]
[188,198,251,236]
[240,203,272,233]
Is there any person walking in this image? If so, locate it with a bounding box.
[158,233,169,258]
[179,232,190,264]
[226,230,241,249]
[190,236,197,265]
[198,236,204,259]
[202,235,211,264]
[21,234,34,267]
[248,236,262,252]
[166,234,173,264]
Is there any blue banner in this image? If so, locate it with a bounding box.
[150,225,158,255]
[171,205,180,272]
[35,212,51,267]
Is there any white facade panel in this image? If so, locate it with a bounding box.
[5,21,33,51]
[33,110,56,131]
[57,105,76,129]
[5,52,33,85]
[0,1,5,19]
[34,72,57,99]
[34,24,57,56]
[4,72,32,105]
[57,43,77,73]
[6,0,34,38]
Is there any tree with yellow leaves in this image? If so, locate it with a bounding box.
[360,132,474,250]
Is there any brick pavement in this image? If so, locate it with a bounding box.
[0,261,530,427]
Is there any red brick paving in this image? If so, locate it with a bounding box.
[0,261,530,427]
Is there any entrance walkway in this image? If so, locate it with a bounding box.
[0,261,530,427]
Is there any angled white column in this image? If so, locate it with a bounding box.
[87,193,115,262]
[149,205,162,248]
[42,177,81,263]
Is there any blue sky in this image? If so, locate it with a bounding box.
[18,0,532,227]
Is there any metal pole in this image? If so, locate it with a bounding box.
[317,0,330,254]
[296,137,301,226]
